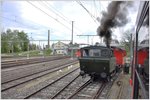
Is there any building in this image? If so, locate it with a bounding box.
[51,41,68,55]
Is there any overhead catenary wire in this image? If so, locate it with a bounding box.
[1,16,38,30]
[40,1,71,24]
[40,1,84,35]
[93,0,99,20]
[1,13,52,30]
[45,1,71,23]
[27,1,84,35]
[76,1,99,25]
[27,1,72,31]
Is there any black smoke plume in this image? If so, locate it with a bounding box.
[97,1,133,47]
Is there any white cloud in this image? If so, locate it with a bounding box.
[3,1,140,46]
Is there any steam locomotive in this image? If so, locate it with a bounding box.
[78,45,117,81]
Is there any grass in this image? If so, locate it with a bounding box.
[2,49,52,57]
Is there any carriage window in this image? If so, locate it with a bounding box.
[138,11,149,45]
[138,9,149,66]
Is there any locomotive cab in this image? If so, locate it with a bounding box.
[79,45,116,80]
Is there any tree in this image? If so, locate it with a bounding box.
[1,29,30,53]
[120,31,132,57]
[17,31,29,51]
[1,32,10,53]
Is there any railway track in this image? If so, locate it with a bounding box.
[25,68,80,99]
[1,61,79,91]
[93,82,107,99]
[50,77,111,99]
[1,56,70,68]
[2,63,122,99]
[64,71,122,99]
[28,71,121,99]
[2,63,80,99]
[2,58,78,83]
[67,80,107,99]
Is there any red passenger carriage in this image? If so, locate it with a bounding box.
[75,49,81,57]
[111,46,126,68]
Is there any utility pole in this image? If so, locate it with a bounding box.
[11,42,13,55]
[71,21,74,59]
[27,42,29,59]
[30,33,32,50]
[48,30,50,49]
[130,33,133,83]
[1,1,3,33]
[77,35,98,44]
[71,21,74,44]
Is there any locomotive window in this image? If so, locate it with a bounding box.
[82,49,89,57]
[89,49,101,57]
[101,49,109,57]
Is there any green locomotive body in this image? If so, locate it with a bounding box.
[79,45,116,79]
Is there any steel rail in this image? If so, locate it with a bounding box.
[51,74,80,99]
[93,82,106,99]
[2,56,70,68]
[1,62,79,92]
[24,67,79,99]
[2,61,78,84]
[2,56,69,63]
[67,79,92,99]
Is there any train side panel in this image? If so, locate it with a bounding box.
[144,58,149,75]
[109,57,116,73]
[79,58,110,75]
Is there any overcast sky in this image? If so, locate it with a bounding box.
[1,1,140,47]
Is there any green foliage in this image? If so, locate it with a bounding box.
[1,29,29,53]
[1,32,10,53]
[28,50,41,56]
[120,31,132,57]
[44,48,52,56]
[18,31,29,51]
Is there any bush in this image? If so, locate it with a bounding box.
[44,48,52,56]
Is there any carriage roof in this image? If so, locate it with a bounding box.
[81,45,111,50]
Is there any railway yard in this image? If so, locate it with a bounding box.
[1,56,133,99]
[1,1,149,99]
